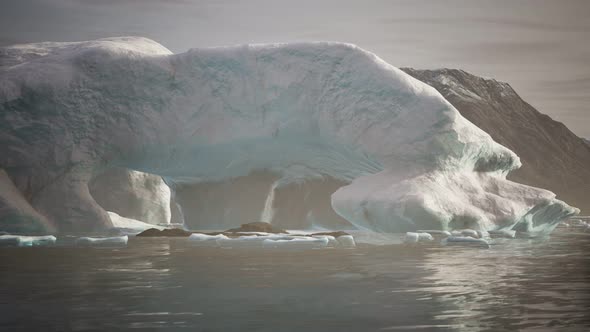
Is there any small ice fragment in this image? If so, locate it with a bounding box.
[75,235,128,247]
[336,235,356,248]
[442,236,490,249]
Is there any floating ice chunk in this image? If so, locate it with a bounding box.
[0,235,19,246]
[404,232,419,243]
[336,235,356,248]
[263,236,329,249]
[189,233,228,241]
[488,229,516,238]
[312,235,339,247]
[0,235,56,247]
[417,230,451,237]
[442,236,490,249]
[418,232,434,241]
[451,229,480,238]
[188,233,228,246]
[24,235,56,246]
[404,232,434,244]
[75,235,128,247]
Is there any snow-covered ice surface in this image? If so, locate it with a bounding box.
[0,37,578,234]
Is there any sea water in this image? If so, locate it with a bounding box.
[0,228,588,331]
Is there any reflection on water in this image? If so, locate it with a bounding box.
[416,233,590,331]
[0,230,589,331]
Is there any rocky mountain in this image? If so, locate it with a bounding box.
[402,68,590,214]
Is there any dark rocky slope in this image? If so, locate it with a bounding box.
[402,68,590,214]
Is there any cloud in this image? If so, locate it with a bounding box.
[381,16,589,33]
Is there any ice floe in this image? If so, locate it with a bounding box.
[75,235,128,247]
[0,235,56,247]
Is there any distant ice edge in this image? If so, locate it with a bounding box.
[0,36,578,234]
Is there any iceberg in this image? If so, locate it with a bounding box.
[0,37,578,234]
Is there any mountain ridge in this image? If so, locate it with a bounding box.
[402,68,590,214]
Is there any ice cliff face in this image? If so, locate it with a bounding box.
[0,37,578,234]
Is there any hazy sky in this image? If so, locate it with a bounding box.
[1,0,589,137]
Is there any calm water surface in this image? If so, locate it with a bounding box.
[0,228,589,331]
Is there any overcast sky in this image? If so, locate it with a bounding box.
[1,0,589,137]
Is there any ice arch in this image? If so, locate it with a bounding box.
[0,37,578,234]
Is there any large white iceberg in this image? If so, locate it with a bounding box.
[0,37,578,234]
